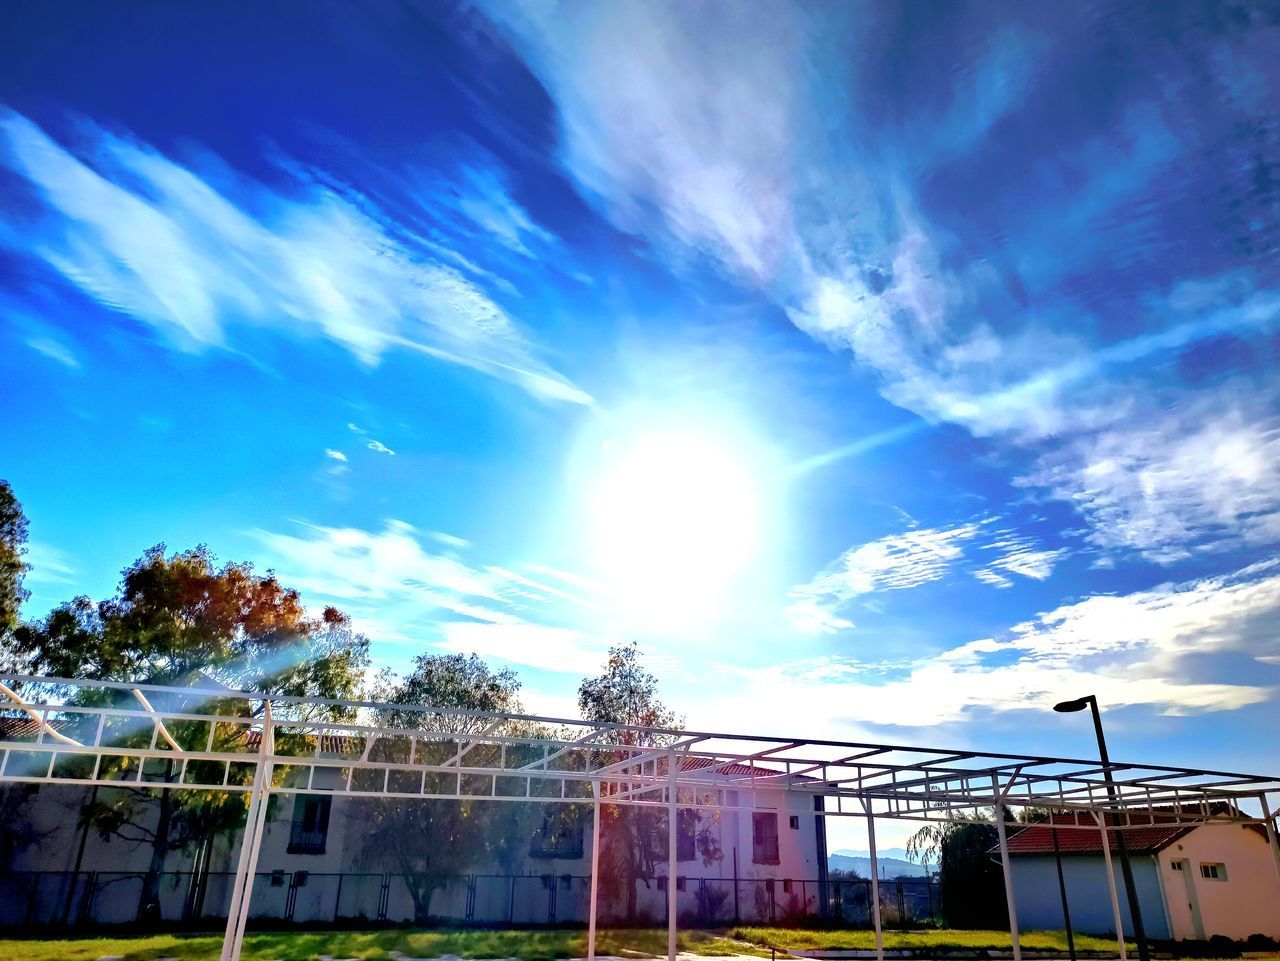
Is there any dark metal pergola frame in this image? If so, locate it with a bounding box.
[3,674,1278,961]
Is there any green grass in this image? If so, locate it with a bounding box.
[727,927,1135,954]
[0,928,771,961]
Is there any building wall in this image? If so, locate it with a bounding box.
[1,779,825,925]
[1155,825,1280,940]
[1009,854,1170,939]
[1010,824,1280,942]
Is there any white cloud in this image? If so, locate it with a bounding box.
[324,449,348,462]
[437,622,605,676]
[366,439,396,456]
[482,0,802,284]
[732,561,1279,730]
[790,520,1067,632]
[802,523,983,599]
[0,109,591,406]
[480,6,1280,562]
[443,159,555,259]
[24,542,77,585]
[252,519,503,613]
[973,533,1068,589]
[1022,399,1280,562]
[249,520,608,674]
[26,335,80,368]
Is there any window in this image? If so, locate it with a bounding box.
[1199,862,1227,881]
[531,809,584,859]
[676,876,687,891]
[752,812,779,864]
[782,879,792,894]
[789,815,800,830]
[677,810,697,861]
[1172,861,1184,871]
[288,795,331,855]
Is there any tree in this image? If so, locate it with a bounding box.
[351,653,536,923]
[907,811,1011,929]
[6,544,370,922]
[0,480,29,641]
[578,642,721,922]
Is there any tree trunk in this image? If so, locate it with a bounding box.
[624,815,639,921]
[137,789,172,923]
[408,877,436,924]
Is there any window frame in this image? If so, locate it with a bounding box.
[530,809,585,860]
[1198,861,1227,881]
[287,795,331,856]
[752,811,780,865]
[677,809,697,862]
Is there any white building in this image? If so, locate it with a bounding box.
[0,727,829,927]
[1005,813,1280,941]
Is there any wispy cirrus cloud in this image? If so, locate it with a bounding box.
[972,533,1069,590]
[481,3,1280,565]
[1021,397,1280,563]
[789,519,1066,633]
[24,542,78,586]
[0,109,591,406]
[26,335,81,369]
[719,561,1280,732]
[250,519,606,675]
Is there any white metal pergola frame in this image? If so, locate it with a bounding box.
[2,674,1279,961]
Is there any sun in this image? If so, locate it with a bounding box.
[589,426,764,629]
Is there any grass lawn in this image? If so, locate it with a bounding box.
[726,927,1135,954]
[0,927,771,961]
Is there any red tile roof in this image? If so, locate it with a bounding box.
[0,716,49,740]
[1002,809,1262,856]
[1005,822,1192,855]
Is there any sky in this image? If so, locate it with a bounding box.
[2,1,1279,849]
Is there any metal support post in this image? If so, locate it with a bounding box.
[1051,822,1076,961]
[1261,794,1280,897]
[588,780,602,961]
[221,702,274,961]
[1094,811,1127,961]
[667,749,677,961]
[865,800,884,961]
[993,783,1021,961]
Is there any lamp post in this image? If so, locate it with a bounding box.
[1050,818,1076,961]
[1053,695,1148,961]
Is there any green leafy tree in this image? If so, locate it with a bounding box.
[7,544,369,922]
[578,642,720,922]
[0,480,29,641]
[907,811,1011,929]
[352,653,537,923]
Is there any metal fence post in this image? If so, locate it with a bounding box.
[993,792,1022,961]
[666,748,678,961]
[588,782,602,961]
[220,700,274,961]
[866,801,884,961]
[1095,811,1128,961]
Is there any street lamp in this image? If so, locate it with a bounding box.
[1053,695,1149,961]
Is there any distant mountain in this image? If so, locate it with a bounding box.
[827,849,931,878]
[831,847,915,861]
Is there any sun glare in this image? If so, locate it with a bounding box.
[589,427,764,629]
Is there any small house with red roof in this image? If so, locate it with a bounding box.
[1001,811,1280,941]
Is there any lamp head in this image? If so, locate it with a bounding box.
[1053,697,1091,713]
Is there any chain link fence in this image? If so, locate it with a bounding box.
[0,870,940,929]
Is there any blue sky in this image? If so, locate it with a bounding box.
[3,1,1279,849]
